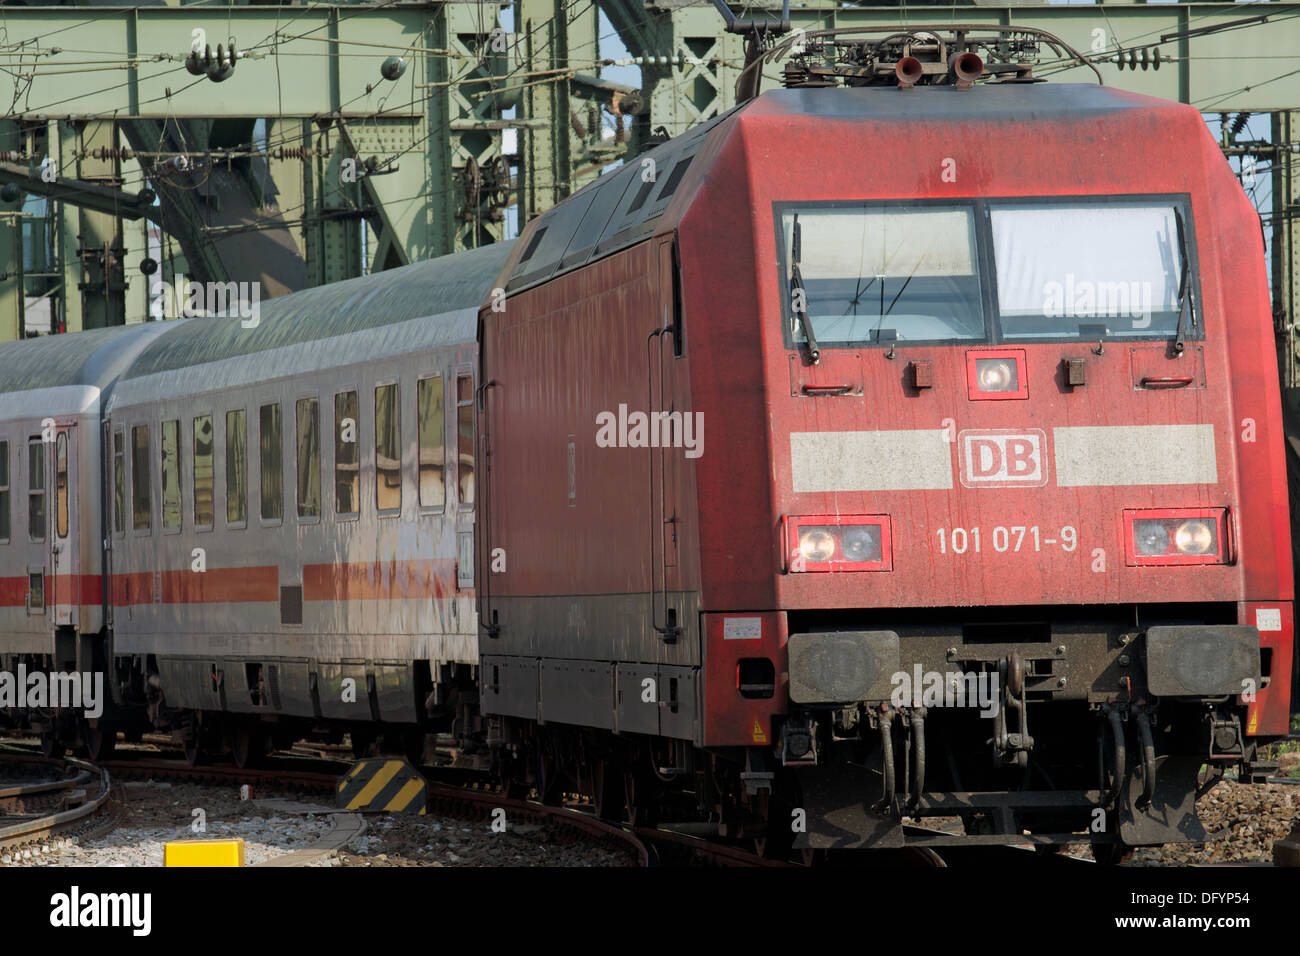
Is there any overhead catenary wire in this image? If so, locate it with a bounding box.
[7,1,1296,257]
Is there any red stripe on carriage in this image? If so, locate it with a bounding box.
[4,560,463,608]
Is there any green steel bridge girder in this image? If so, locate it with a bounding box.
[0,5,458,120]
[0,3,518,276]
[0,4,1291,126]
[517,0,608,219]
[637,2,1300,135]
[0,2,1294,337]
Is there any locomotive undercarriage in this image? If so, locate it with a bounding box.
[2,602,1275,866]
[773,602,1272,860]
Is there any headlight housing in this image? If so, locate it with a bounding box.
[1123,508,1230,566]
[785,515,892,572]
[966,348,1028,401]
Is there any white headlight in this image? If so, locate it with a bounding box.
[1174,520,1215,555]
[799,528,836,563]
[975,358,1017,392]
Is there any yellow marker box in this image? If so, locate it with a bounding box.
[164,838,245,867]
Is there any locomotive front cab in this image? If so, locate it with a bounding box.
[688,83,1295,855]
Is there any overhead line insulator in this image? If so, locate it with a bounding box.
[184,40,240,83]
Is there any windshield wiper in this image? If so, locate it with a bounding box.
[790,215,820,364]
[845,274,878,316]
[1173,209,1195,355]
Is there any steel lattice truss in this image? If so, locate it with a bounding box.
[0,1,1294,340]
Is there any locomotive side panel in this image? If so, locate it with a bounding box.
[479,239,705,738]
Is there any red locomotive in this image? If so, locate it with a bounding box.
[478,28,1294,857]
[0,26,1290,864]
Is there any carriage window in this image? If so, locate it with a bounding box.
[418,376,445,509]
[456,375,474,508]
[0,439,9,542]
[112,430,125,535]
[28,438,45,540]
[776,203,985,347]
[375,383,401,512]
[989,201,1192,341]
[55,432,68,538]
[259,403,282,521]
[193,415,214,527]
[161,420,181,530]
[334,391,359,516]
[226,409,247,525]
[296,398,320,519]
[131,425,150,531]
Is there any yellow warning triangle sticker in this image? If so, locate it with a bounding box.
[751,719,768,744]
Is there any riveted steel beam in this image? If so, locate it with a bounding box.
[0,162,158,223]
[0,6,435,120]
[517,0,638,221]
[0,3,522,339]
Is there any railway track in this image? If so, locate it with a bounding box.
[0,755,118,863]
[82,749,1086,867]
[0,737,1128,867]
[3,739,772,866]
[104,752,773,866]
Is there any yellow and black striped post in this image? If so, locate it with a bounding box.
[336,758,428,814]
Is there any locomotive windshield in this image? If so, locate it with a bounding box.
[776,203,986,346]
[989,201,1186,340]
[776,196,1198,348]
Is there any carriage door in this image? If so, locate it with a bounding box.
[649,237,683,651]
[48,422,77,628]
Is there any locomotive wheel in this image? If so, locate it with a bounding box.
[753,802,796,861]
[1092,840,1135,866]
[623,768,659,827]
[902,846,948,867]
[39,731,65,759]
[381,729,424,767]
[350,730,373,759]
[592,759,626,821]
[404,732,425,767]
[536,750,564,806]
[84,722,117,762]
[753,832,795,861]
[182,712,204,766]
[183,734,203,767]
[230,724,264,769]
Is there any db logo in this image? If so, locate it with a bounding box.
[957,429,1048,487]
